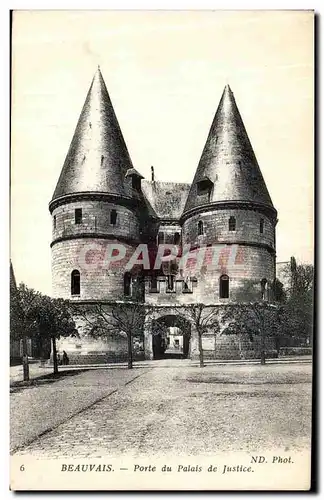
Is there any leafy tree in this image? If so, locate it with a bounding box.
[17,285,78,374]
[78,300,146,369]
[271,278,286,303]
[222,302,280,364]
[185,304,221,368]
[281,262,314,345]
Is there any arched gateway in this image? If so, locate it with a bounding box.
[147,314,191,360]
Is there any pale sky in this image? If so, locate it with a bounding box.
[11,10,314,295]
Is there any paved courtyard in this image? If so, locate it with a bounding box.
[11,361,312,459]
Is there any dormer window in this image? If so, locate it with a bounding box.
[197,177,213,202]
[75,208,82,224]
[132,175,141,191]
[125,168,143,192]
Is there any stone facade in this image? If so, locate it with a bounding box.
[49,69,278,362]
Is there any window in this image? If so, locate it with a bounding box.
[219,275,229,299]
[132,175,141,191]
[182,278,194,294]
[260,218,264,234]
[198,221,204,236]
[71,270,80,296]
[166,275,175,292]
[174,232,181,245]
[229,216,236,231]
[149,275,159,293]
[197,178,213,202]
[110,209,117,225]
[157,232,164,244]
[53,215,56,230]
[261,278,267,300]
[75,208,82,224]
[124,273,132,296]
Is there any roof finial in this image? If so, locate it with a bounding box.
[151,166,155,182]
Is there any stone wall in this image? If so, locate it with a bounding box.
[182,207,275,250]
[52,200,140,243]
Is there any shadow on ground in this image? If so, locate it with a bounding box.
[10,369,89,393]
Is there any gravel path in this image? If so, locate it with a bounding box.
[11,362,312,459]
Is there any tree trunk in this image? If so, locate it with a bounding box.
[260,327,266,365]
[127,332,133,369]
[22,336,29,382]
[198,332,204,368]
[52,336,58,374]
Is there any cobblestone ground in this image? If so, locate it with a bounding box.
[12,362,312,459]
[10,367,148,452]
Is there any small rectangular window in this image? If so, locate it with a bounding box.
[229,216,236,231]
[110,209,117,225]
[149,276,159,293]
[157,232,164,244]
[75,208,82,224]
[53,215,56,229]
[182,279,193,294]
[166,275,175,293]
[260,218,264,234]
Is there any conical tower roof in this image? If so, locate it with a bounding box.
[183,85,276,216]
[51,68,135,202]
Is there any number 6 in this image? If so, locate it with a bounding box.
[20,465,25,471]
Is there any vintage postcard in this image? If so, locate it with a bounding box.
[10,10,314,491]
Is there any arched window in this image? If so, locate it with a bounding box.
[260,218,264,234]
[198,221,204,236]
[219,274,229,299]
[261,278,267,300]
[229,216,236,231]
[124,273,132,296]
[71,270,80,296]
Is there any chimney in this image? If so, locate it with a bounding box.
[151,166,155,182]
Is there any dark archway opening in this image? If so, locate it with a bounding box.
[152,315,191,360]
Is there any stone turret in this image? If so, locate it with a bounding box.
[49,68,143,301]
[181,85,277,302]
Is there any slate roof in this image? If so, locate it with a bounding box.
[141,181,190,221]
[183,85,275,215]
[52,68,136,201]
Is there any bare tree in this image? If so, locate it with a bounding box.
[78,300,146,369]
[185,304,221,368]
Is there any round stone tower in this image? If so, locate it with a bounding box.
[49,68,144,303]
[181,85,277,304]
